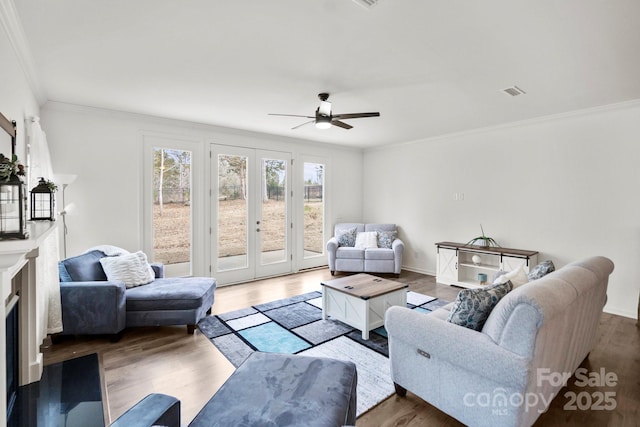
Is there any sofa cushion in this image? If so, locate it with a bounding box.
[335,247,365,259]
[60,250,108,282]
[365,223,396,233]
[99,251,155,288]
[336,227,357,247]
[528,260,555,281]
[447,281,513,331]
[125,277,216,311]
[377,230,398,249]
[355,231,378,249]
[364,248,395,260]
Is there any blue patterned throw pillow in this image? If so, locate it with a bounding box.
[447,281,513,331]
[377,230,398,249]
[336,227,357,247]
[528,260,555,281]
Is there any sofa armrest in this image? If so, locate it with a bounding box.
[392,238,404,274]
[110,393,180,427]
[59,280,126,335]
[150,263,165,278]
[327,237,339,271]
[385,306,528,388]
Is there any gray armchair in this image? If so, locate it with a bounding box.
[58,249,216,337]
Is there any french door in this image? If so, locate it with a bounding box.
[211,145,292,284]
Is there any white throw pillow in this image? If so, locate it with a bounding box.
[494,264,529,288]
[354,231,378,249]
[99,251,155,288]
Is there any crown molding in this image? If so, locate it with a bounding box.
[365,98,640,153]
[0,0,46,104]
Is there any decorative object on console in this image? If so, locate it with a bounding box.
[435,241,538,289]
[471,254,482,265]
[465,224,499,247]
[477,273,487,284]
[0,113,28,239]
[30,177,56,221]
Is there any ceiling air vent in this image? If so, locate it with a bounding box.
[502,86,526,97]
[352,0,380,9]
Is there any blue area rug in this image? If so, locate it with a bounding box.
[199,289,449,416]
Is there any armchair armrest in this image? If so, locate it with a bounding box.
[110,393,180,427]
[150,262,165,278]
[59,280,126,335]
[385,306,528,388]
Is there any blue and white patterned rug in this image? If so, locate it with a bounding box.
[198,290,449,416]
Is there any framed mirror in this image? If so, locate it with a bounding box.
[0,112,16,158]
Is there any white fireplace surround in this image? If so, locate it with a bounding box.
[1,221,58,426]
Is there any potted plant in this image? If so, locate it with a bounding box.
[466,224,500,247]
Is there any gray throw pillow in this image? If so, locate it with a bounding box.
[447,281,513,331]
[377,230,398,249]
[528,260,555,281]
[336,227,357,247]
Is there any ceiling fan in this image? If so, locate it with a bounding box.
[269,93,380,130]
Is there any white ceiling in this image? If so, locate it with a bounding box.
[13,0,640,148]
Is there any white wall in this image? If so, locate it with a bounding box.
[363,101,640,319]
[40,102,363,275]
[0,20,39,161]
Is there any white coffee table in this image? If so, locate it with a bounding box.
[321,273,408,340]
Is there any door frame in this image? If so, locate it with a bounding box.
[295,154,331,271]
[210,144,293,285]
[142,134,205,277]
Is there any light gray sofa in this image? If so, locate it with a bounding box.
[327,223,404,276]
[385,256,614,427]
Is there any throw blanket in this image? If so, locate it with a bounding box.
[83,245,130,257]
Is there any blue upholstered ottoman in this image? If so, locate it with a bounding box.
[125,276,216,333]
[189,352,358,427]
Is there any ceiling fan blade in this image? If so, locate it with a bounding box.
[330,120,353,130]
[331,112,380,120]
[269,113,315,119]
[291,120,315,130]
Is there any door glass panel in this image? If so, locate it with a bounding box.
[217,154,248,271]
[260,158,287,265]
[303,162,324,259]
[152,147,192,276]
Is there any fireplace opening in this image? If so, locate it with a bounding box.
[5,296,19,421]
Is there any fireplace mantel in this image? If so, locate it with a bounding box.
[1,221,58,426]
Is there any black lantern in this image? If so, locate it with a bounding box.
[30,177,56,221]
[0,113,28,239]
[0,170,28,239]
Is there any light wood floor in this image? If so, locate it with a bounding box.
[43,269,640,426]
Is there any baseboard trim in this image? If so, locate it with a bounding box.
[603,306,637,320]
[402,265,436,276]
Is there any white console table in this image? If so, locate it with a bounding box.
[435,241,538,289]
[1,221,59,426]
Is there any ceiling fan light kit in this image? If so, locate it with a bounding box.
[269,93,380,131]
